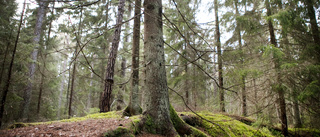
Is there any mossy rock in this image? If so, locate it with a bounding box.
[104,127,134,137]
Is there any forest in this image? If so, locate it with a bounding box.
[0,0,319,136]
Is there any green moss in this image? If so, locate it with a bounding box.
[104,127,134,137]
[14,111,122,127]
[142,114,157,134]
[289,128,320,137]
[181,112,274,137]
[170,105,208,136]
[189,126,209,137]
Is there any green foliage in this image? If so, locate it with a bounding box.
[281,62,298,69]
[262,44,284,61]
[299,80,319,101]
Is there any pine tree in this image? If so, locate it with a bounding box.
[22,0,49,120]
[124,0,142,116]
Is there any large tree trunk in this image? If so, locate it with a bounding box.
[100,0,126,112]
[266,0,288,136]
[0,0,26,127]
[21,0,48,120]
[37,2,54,115]
[139,0,177,136]
[214,0,225,112]
[37,0,55,115]
[124,0,142,116]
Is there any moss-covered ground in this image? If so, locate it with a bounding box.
[5,110,320,137]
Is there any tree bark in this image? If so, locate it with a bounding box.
[124,0,142,116]
[266,0,288,136]
[22,0,48,120]
[184,44,190,107]
[100,0,126,112]
[68,57,77,118]
[139,0,177,135]
[37,63,45,114]
[214,0,225,112]
[0,0,26,127]
[305,0,320,46]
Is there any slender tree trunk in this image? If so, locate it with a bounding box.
[214,0,225,112]
[100,0,126,112]
[234,0,247,116]
[68,60,77,118]
[139,0,177,135]
[266,0,288,135]
[116,2,132,111]
[0,0,26,127]
[124,0,142,116]
[115,58,126,110]
[293,90,302,128]
[22,0,48,120]
[65,66,71,116]
[69,5,84,118]
[184,44,189,107]
[57,60,67,119]
[86,63,94,112]
[0,30,13,89]
[185,64,189,106]
[141,49,146,110]
[37,64,45,114]
[99,0,110,110]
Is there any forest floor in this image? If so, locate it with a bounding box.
[1,111,319,137]
[0,111,164,137]
[0,118,131,137]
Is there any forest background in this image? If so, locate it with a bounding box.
[0,0,319,136]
